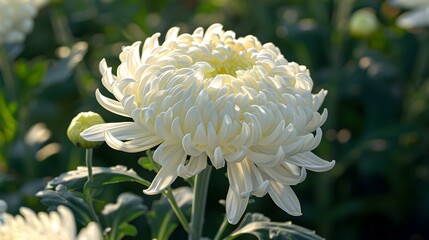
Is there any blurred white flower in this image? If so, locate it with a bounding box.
[0,0,50,44]
[0,205,102,240]
[81,23,335,224]
[0,200,6,224]
[390,0,429,29]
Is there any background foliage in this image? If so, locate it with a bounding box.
[1,0,428,239]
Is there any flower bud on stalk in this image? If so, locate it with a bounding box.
[349,8,379,38]
[67,112,105,149]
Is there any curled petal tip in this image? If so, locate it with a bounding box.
[143,189,161,195]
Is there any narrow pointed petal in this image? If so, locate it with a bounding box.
[260,162,304,186]
[227,161,252,197]
[81,122,154,141]
[177,153,208,178]
[226,188,249,224]
[246,161,270,197]
[95,89,128,117]
[104,131,162,153]
[182,133,203,156]
[209,147,225,169]
[247,146,284,167]
[144,144,186,194]
[224,147,247,163]
[268,181,302,216]
[288,152,335,172]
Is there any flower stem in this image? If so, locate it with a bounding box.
[0,46,17,102]
[143,150,190,233]
[84,148,100,224]
[165,187,191,233]
[214,215,229,240]
[189,166,212,240]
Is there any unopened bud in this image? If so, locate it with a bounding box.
[67,111,104,149]
[349,8,379,38]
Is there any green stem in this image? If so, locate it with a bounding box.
[84,148,100,224]
[189,166,212,240]
[412,32,429,87]
[165,187,191,233]
[86,149,94,180]
[144,150,190,232]
[0,46,16,102]
[214,215,229,240]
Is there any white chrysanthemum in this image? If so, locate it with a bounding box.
[390,0,429,29]
[0,206,102,240]
[0,0,49,44]
[81,23,335,224]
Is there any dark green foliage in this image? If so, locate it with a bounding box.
[102,193,147,240]
[147,187,193,240]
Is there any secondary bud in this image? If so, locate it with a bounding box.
[67,111,104,149]
[349,8,379,38]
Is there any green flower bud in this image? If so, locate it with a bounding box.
[67,111,104,149]
[349,8,379,38]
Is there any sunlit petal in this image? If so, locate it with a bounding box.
[226,188,249,224]
[144,144,187,194]
[268,181,302,216]
[177,153,208,178]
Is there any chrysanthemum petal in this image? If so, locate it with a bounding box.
[247,146,284,167]
[227,161,252,197]
[177,153,208,178]
[224,147,247,163]
[244,161,270,197]
[81,122,152,141]
[209,146,225,169]
[105,130,162,153]
[260,162,305,186]
[182,133,203,156]
[144,144,186,194]
[226,188,249,224]
[268,181,302,216]
[99,59,114,92]
[95,89,128,117]
[288,152,335,172]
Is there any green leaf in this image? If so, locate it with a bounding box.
[102,192,147,240]
[227,213,324,240]
[36,184,93,225]
[138,150,160,172]
[14,59,47,88]
[138,157,156,172]
[46,165,150,191]
[147,187,193,240]
[0,91,17,142]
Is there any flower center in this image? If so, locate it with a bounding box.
[211,56,254,77]
[199,45,255,78]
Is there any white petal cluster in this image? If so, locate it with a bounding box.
[0,206,102,240]
[82,23,335,224]
[390,0,429,29]
[0,0,49,44]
